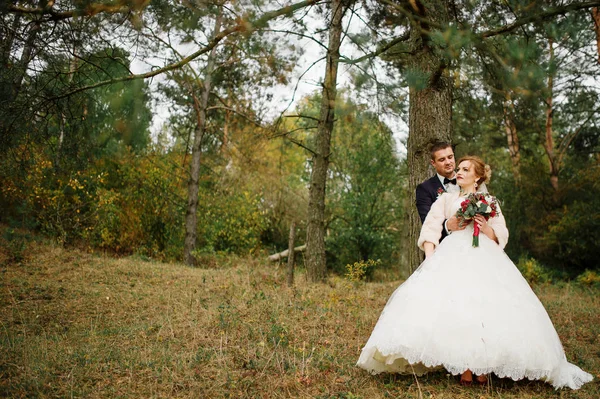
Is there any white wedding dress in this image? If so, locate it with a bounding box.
[356,196,593,390]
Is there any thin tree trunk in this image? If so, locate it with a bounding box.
[184,10,223,266]
[57,38,79,165]
[11,0,45,103]
[0,7,41,146]
[543,38,559,191]
[0,14,21,68]
[305,0,346,282]
[0,14,21,144]
[593,8,600,63]
[503,91,521,182]
[406,0,452,274]
[287,221,296,286]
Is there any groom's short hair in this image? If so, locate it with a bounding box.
[429,142,453,159]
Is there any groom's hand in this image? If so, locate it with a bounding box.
[446,216,466,233]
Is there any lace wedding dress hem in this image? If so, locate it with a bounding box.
[355,195,593,391]
[357,345,593,390]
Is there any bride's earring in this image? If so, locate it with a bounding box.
[474,182,478,190]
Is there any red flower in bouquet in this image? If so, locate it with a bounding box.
[455,192,499,247]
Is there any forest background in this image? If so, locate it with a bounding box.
[2,0,600,282]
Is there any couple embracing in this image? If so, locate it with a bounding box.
[356,143,592,390]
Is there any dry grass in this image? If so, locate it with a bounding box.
[1,237,599,398]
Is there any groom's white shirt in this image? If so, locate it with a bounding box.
[436,173,460,194]
[436,173,459,234]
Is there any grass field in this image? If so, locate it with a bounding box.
[1,236,599,398]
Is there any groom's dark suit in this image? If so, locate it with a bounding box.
[416,175,449,241]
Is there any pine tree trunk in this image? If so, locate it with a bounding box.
[593,8,600,63]
[0,4,42,147]
[184,11,223,266]
[406,0,452,274]
[305,0,346,282]
[0,14,22,146]
[543,38,559,192]
[11,0,45,103]
[287,221,296,286]
[57,38,79,167]
[503,91,521,182]
[0,14,20,68]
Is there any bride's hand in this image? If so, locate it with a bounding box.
[423,242,435,258]
[474,215,489,231]
[474,215,498,243]
[447,216,467,232]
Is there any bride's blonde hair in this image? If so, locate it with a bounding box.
[457,156,491,186]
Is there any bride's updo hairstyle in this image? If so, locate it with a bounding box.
[457,155,491,186]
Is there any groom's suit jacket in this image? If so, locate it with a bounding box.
[416,175,449,242]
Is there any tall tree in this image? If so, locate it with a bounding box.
[305,0,349,282]
[593,7,600,61]
[148,1,308,265]
[404,0,453,273]
[364,0,600,272]
[183,8,223,266]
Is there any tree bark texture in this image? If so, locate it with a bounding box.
[0,14,21,144]
[184,11,223,266]
[502,91,521,182]
[0,5,41,147]
[10,0,45,104]
[543,39,559,192]
[593,8,600,63]
[406,0,453,274]
[0,14,20,68]
[305,0,346,282]
[57,37,80,166]
[287,221,296,286]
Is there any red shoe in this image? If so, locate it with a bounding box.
[460,370,473,386]
[476,374,488,385]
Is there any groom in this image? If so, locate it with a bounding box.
[415,142,464,241]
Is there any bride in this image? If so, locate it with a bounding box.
[356,156,593,389]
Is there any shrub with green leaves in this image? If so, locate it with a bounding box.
[344,259,381,282]
[197,188,267,255]
[576,270,600,287]
[3,228,29,264]
[517,256,551,285]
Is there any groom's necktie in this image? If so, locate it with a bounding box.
[444,177,457,185]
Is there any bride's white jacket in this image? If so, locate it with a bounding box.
[418,191,509,251]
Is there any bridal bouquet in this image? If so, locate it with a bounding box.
[456,193,499,247]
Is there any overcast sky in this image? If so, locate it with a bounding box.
[130,3,408,155]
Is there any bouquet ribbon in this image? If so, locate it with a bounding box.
[472,221,480,247]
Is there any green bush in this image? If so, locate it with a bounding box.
[540,201,600,272]
[3,228,29,264]
[516,256,551,285]
[344,259,381,282]
[197,188,267,255]
[576,270,600,287]
[83,152,185,258]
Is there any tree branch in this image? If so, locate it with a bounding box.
[43,0,320,101]
[286,136,317,155]
[262,28,328,50]
[379,0,444,30]
[479,1,600,38]
[557,108,600,165]
[6,2,138,21]
[340,32,410,65]
[285,114,321,122]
